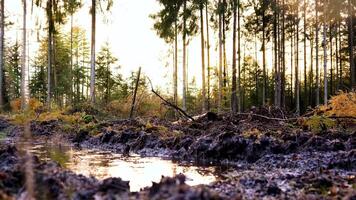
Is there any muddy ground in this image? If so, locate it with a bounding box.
[0,108,355,199]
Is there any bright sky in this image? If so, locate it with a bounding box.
[5,0,305,95]
[4,0,215,94]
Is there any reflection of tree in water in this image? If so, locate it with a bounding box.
[26,143,217,190]
[46,144,71,168]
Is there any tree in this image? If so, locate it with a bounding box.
[231,0,238,113]
[5,42,21,100]
[90,0,96,105]
[244,0,273,107]
[89,0,114,105]
[196,0,207,113]
[315,0,320,105]
[0,0,4,109]
[206,2,211,110]
[66,0,82,103]
[218,0,223,112]
[35,0,81,108]
[322,0,327,106]
[21,0,29,110]
[151,0,182,107]
[95,43,119,104]
[348,0,355,87]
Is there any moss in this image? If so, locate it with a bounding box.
[304,116,336,134]
[82,115,95,124]
[0,131,6,140]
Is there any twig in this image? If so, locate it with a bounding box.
[147,77,195,121]
[235,113,298,121]
[328,116,356,120]
[130,67,141,118]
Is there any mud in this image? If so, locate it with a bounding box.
[1,109,356,199]
[0,145,223,200]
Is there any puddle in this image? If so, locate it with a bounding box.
[18,142,218,192]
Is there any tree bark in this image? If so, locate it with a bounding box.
[295,1,300,115]
[315,0,320,105]
[323,8,327,106]
[348,0,355,87]
[205,3,211,110]
[262,0,266,106]
[182,0,187,111]
[70,14,73,104]
[200,5,206,113]
[0,0,4,109]
[174,22,178,106]
[237,0,241,112]
[303,0,307,109]
[90,0,96,104]
[21,0,29,110]
[231,0,237,113]
[330,23,333,95]
[218,0,223,112]
[130,67,141,118]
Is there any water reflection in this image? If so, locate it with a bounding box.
[23,143,217,192]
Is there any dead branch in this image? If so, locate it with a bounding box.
[147,77,195,121]
[235,113,298,121]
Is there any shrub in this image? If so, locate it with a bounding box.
[319,92,356,117]
[10,98,43,113]
[304,116,336,133]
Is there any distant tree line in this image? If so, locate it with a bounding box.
[152,0,356,115]
[0,0,354,117]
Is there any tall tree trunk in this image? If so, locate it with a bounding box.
[330,23,333,95]
[182,0,187,111]
[276,0,281,108]
[21,0,28,110]
[205,3,211,110]
[47,0,53,109]
[200,5,206,112]
[53,36,58,105]
[309,31,314,106]
[348,0,355,87]
[218,0,223,112]
[231,0,237,113]
[273,0,279,107]
[295,2,300,115]
[323,9,327,106]
[222,0,227,91]
[237,0,241,112]
[70,13,73,104]
[0,0,4,109]
[281,0,286,108]
[174,22,178,106]
[315,0,320,105]
[339,21,343,87]
[291,31,294,107]
[90,0,96,104]
[262,1,266,106]
[303,0,307,110]
[336,21,339,90]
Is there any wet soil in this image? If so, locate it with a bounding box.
[1,108,355,199]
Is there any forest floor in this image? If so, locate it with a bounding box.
[0,106,355,199]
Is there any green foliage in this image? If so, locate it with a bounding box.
[95,43,120,104]
[304,116,337,134]
[82,115,95,124]
[31,30,72,104]
[4,42,21,101]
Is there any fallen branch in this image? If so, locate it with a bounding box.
[328,116,356,120]
[130,67,141,118]
[235,113,298,122]
[147,77,195,121]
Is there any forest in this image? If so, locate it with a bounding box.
[0,0,355,199]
